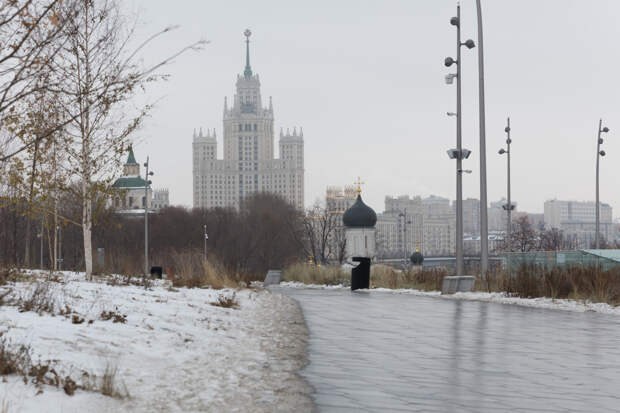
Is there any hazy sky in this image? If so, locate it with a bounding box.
[127,0,620,216]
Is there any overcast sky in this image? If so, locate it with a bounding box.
[127,0,620,216]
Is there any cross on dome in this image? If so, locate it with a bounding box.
[354,177,365,195]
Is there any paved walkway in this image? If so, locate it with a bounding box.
[275,287,620,413]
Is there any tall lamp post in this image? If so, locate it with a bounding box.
[144,156,154,276]
[475,0,489,275]
[445,3,475,277]
[399,210,411,267]
[499,117,514,250]
[595,119,609,249]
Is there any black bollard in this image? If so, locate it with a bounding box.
[351,257,371,291]
[150,266,163,279]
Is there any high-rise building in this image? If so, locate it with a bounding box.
[544,200,613,248]
[462,198,480,235]
[326,186,357,213]
[192,30,304,210]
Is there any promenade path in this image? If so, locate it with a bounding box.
[275,287,620,413]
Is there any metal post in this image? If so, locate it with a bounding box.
[505,117,512,248]
[39,220,43,269]
[476,0,489,275]
[144,156,150,276]
[203,224,208,261]
[401,210,408,266]
[596,119,602,249]
[455,4,464,277]
[445,4,474,277]
[57,226,62,271]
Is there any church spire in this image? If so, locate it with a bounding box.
[243,29,252,78]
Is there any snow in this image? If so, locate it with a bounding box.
[279,281,620,315]
[0,272,313,412]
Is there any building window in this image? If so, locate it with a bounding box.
[128,196,133,207]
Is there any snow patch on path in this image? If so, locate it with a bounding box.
[279,281,620,315]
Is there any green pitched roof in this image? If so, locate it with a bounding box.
[112,176,149,189]
[126,146,138,165]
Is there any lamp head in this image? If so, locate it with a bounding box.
[599,138,604,145]
[444,57,456,67]
[499,148,506,155]
[600,150,606,156]
[463,39,475,49]
[504,126,510,133]
[450,16,459,26]
[149,171,154,176]
[602,126,610,133]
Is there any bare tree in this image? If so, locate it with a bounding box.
[509,215,537,252]
[538,227,565,251]
[0,0,77,162]
[301,202,341,265]
[52,0,203,278]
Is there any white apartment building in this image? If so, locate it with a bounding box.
[326,186,357,213]
[544,199,613,248]
[152,189,169,211]
[376,194,455,257]
[192,30,304,210]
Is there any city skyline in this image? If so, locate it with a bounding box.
[127,0,620,215]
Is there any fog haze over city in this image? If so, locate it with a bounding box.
[129,0,620,215]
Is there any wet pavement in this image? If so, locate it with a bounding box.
[275,287,620,413]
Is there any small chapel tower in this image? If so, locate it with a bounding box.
[342,179,377,260]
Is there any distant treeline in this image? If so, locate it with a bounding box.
[0,193,306,277]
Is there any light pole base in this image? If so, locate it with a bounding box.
[441,276,475,294]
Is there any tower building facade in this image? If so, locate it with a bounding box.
[193,30,304,210]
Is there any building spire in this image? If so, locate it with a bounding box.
[243,29,252,78]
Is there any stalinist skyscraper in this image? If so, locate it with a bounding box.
[192,29,305,210]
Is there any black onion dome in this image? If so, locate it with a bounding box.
[410,251,424,265]
[343,195,377,228]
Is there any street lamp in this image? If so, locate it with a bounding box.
[399,210,411,267]
[595,119,609,249]
[144,157,154,276]
[475,0,490,276]
[499,117,514,251]
[445,3,475,277]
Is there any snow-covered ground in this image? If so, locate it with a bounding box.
[280,281,620,315]
[0,272,313,412]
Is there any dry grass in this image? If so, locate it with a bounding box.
[100,363,129,399]
[17,282,56,314]
[284,261,620,306]
[481,264,620,305]
[282,263,348,285]
[0,340,31,377]
[169,250,243,289]
[283,262,446,291]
